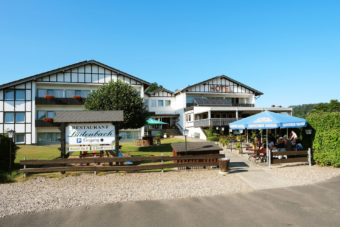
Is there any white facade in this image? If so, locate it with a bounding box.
[0,60,292,144]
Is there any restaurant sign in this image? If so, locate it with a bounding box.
[66,123,115,145]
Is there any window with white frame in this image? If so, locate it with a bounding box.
[37,110,55,120]
[5,91,14,100]
[143,99,149,108]
[15,113,25,123]
[54,90,64,98]
[165,100,171,107]
[16,90,25,100]
[151,100,157,107]
[4,112,25,123]
[38,89,47,97]
[4,113,14,123]
[15,134,25,144]
[158,100,164,107]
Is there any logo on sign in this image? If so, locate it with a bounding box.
[254,117,272,123]
[76,138,82,144]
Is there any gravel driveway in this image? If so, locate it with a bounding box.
[1,162,339,218]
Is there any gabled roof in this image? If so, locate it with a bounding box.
[0,60,151,89]
[174,75,263,96]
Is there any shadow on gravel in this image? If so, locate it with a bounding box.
[229,162,249,168]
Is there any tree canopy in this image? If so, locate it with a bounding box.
[145,82,164,93]
[311,99,340,113]
[290,100,340,119]
[84,80,149,129]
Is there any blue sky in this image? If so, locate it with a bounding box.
[1,0,339,107]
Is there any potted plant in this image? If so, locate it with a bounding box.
[235,142,242,154]
[163,132,168,138]
[43,117,53,123]
[44,94,55,100]
[72,95,82,99]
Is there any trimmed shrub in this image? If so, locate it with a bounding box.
[307,112,340,167]
[0,134,18,172]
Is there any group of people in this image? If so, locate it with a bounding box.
[254,130,303,152]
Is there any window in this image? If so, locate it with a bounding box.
[15,134,25,144]
[165,100,171,107]
[186,114,192,122]
[38,89,47,97]
[75,90,81,96]
[37,133,61,144]
[16,90,25,100]
[54,90,64,98]
[65,90,75,98]
[5,91,14,100]
[5,113,14,123]
[47,111,55,118]
[38,111,46,120]
[81,90,90,98]
[47,90,54,96]
[15,113,25,123]
[158,100,164,107]
[4,112,24,123]
[151,100,157,107]
[143,99,149,108]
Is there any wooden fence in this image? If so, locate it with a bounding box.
[269,148,312,166]
[20,154,225,175]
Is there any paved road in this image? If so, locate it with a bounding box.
[1,176,340,227]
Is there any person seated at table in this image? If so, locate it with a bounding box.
[276,137,285,151]
[295,139,304,150]
[290,130,298,146]
[283,137,293,151]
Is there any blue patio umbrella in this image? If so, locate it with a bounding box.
[229,111,307,167]
[229,111,307,130]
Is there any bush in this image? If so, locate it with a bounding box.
[0,134,18,172]
[219,136,229,146]
[307,112,340,167]
[205,128,214,137]
[207,136,219,142]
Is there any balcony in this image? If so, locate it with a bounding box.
[193,118,237,127]
[35,97,85,105]
[35,120,60,127]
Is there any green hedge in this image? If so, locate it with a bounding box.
[307,112,340,167]
[0,134,18,172]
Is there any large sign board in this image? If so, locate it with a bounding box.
[66,123,115,145]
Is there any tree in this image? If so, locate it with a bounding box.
[311,99,340,113]
[290,104,317,119]
[145,82,163,93]
[84,80,149,155]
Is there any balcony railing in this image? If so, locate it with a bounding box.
[35,120,60,127]
[193,118,237,127]
[35,97,85,105]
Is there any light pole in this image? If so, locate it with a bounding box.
[183,129,189,152]
[7,129,15,175]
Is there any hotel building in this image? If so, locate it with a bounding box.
[0,60,291,144]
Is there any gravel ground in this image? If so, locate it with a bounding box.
[0,170,251,218]
[267,164,340,186]
[1,162,339,218]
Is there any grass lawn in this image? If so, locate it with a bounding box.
[15,137,185,162]
[1,137,185,183]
